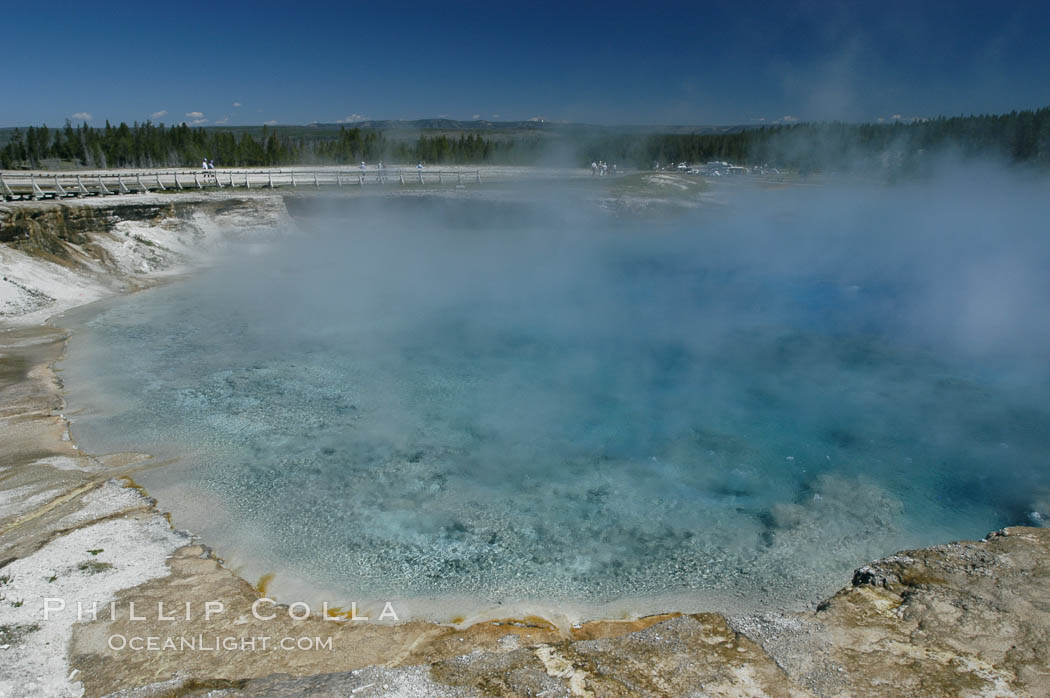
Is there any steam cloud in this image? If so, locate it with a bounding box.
[64,162,1050,609]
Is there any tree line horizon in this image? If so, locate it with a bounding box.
[1,106,1048,173]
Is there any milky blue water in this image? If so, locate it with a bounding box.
[60,181,1050,615]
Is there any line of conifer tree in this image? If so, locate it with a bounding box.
[1,122,309,169]
[0,122,532,169]
[2,105,1048,171]
[584,107,1050,171]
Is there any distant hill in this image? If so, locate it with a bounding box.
[300,119,752,135]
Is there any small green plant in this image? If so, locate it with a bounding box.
[87,549,104,556]
[77,561,114,575]
[0,574,11,585]
[12,599,23,608]
[46,574,57,583]
[0,623,40,647]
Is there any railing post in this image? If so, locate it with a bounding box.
[268,172,274,188]
[476,169,481,184]
[458,172,463,185]
[336,172,342,187]
[117,175,131,194]
[214,172,223,189]
[0,175,15,199]
[438,173,442,184]
[54,176,69,197]
[399,170,405,185]
[136,175,150,192]
[359,173,364,186]
[76,175,90,196]
[175,172,184,190]
[245,172,250,189]
[155,173,166,191]
[193,173,202,189]
[31,174,45,199]
[291,173,297,187]
[97,176,112,195]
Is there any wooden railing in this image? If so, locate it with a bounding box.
[0,168,487,200]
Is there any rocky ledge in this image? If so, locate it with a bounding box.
[100,528,1050,697]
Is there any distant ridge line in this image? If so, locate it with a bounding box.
[296,119,755,135]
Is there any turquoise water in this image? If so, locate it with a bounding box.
[60,183,1050,615]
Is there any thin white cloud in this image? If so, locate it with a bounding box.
[188,118,209,125]
[335,114,367,123]
[232,102,242,108]
[264,119,278,125]
[779,115,799,123]
[150,110,168,119]
[528,116,545,122]
[71,112,92,121]
[472,114,481,120]
[214,116,230,125]
[185,111,205,118]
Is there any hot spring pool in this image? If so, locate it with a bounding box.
[58,183,1050,620]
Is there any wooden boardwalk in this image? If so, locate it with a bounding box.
[0,168,486,201]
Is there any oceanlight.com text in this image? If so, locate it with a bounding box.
[107,634,335,652]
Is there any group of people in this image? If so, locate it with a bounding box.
[590,161,616,176]
[356,161,427,172]
[200,158,217,179]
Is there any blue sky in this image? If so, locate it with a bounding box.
[5,0,1049,127]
